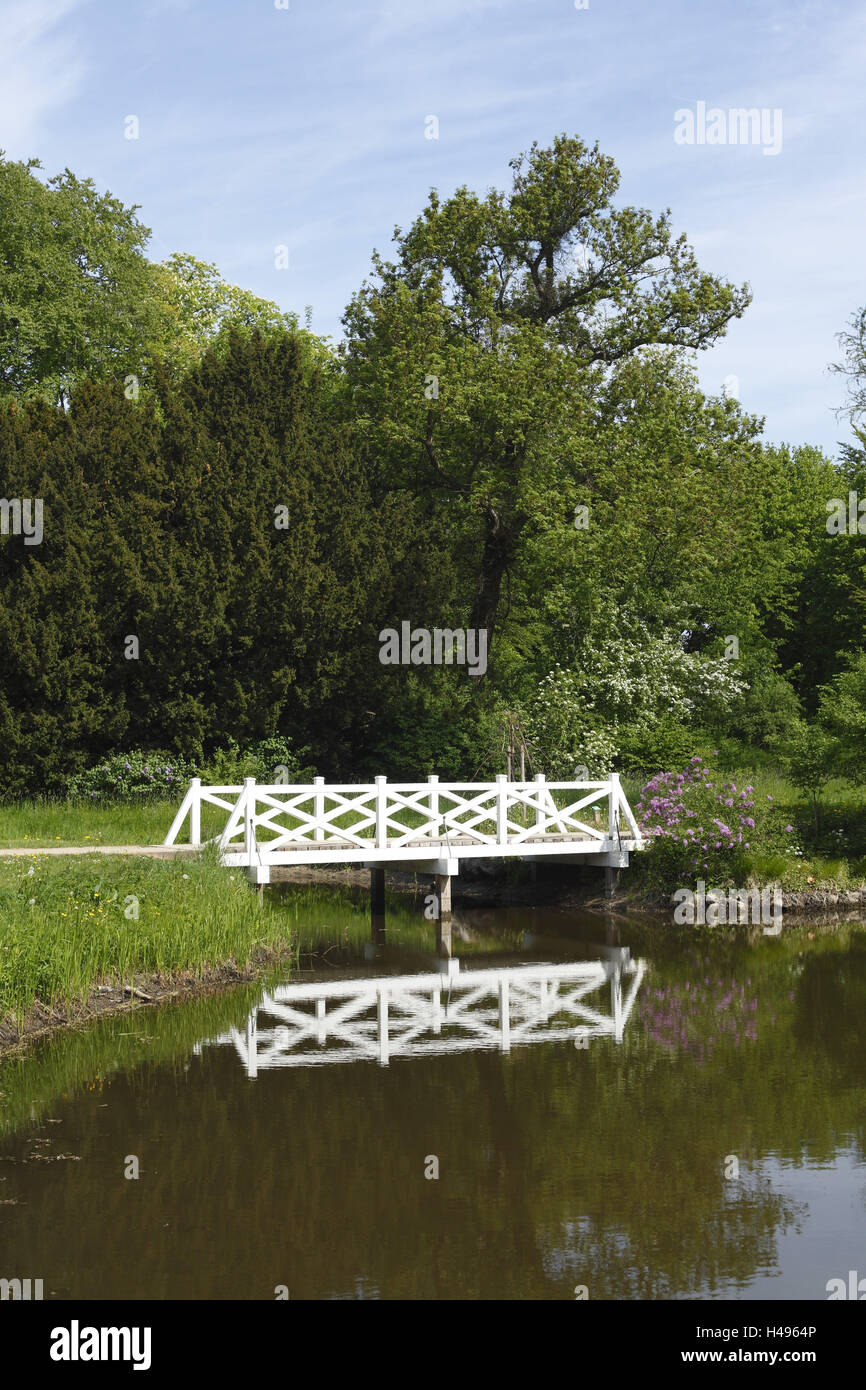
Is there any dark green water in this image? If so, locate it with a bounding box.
[1,898,865,1300]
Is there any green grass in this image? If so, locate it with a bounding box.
[0,848,298,1024]
[0,844,508,1038]
[0,797,240,849]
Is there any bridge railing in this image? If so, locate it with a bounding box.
[164,773,644,855]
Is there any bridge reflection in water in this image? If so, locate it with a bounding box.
[194,948,646,1073]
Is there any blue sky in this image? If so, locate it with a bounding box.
[2,0,863,456]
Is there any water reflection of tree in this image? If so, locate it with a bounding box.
[793,934,866,1084]
[539,1173,804,1299]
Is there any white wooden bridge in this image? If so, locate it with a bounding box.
[193,950,646,1071]
[164,774,644,898]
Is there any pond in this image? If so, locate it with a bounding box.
[1,894,865,1300]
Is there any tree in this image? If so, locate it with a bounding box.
[774,448,866,705]
[0,331,412,790]
[0,155,163,406]
[831,305,866,431]
[149,252,333,378]
[784,721,834,834]
[0,395,129,792]
[342,134,751,656]
[816,653,866,787]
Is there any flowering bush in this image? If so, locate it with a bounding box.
[636,753,794,882]
[522,666,619,777]
[570,620,747,729]
[525,621,746,777]
[67,751,199,803]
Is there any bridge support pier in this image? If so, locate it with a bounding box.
[604,866,620,898]
[433,872,453,958]
[433,872,452,918]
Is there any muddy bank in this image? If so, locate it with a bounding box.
[0,944,295,1059]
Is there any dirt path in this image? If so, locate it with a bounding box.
[0,844,200,857]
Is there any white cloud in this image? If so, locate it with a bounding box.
[0,0,90,156]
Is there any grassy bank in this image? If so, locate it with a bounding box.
[0,850,511,1054]
[0,798,222,848]
[0,849,298,1027]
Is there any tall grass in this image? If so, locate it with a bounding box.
[0,848,296,1024]
[0,797,228,848]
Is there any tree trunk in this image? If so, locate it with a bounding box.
[469,506,522,658]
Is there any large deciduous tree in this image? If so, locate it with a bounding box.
[342,134,752,655]
[0,155,163,406]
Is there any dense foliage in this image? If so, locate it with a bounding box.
[0,137,864,865]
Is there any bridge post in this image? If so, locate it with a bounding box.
[608,771,621,843]
[496,774,508,844]
[531,772,546,883]
[375,775,387,848]
[433,872,452,917]
[428,774,440,838]
[190,778,201,846]
[314,776,325,841]
[431,870,453,956]
[606,772,622,897]
[243,777,256,858]
[534,772,546,832]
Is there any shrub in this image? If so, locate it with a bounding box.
[67,751,199,803]
[726,666,801,749]
[617,718,705,776]
[816,652,866,786]
[522,666,619,778]
[782,720,835,833]
[198,736,314,785]
[636,753,795,884]
[568,619,748,730]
